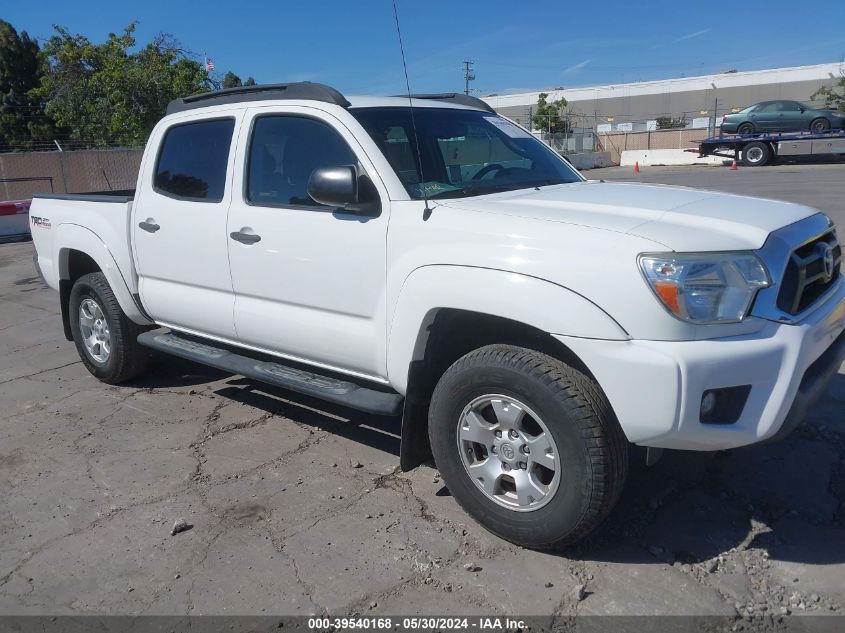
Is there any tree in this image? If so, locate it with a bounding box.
[0,20,56,149]
[656,116,687,130]
[222,73,256,89]
[222,71,242,89]
[812,74,845,112]
[37,22,209,147]
[532,92,570,134]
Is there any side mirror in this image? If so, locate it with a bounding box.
[307,165,380,215]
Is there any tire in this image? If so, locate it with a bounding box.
[810,117,831,134]
[428,344,628,550]
[737,122,755,135]
[741,141,772,167]
[68,272,151,384]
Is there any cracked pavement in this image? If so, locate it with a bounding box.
[1,165,844,620]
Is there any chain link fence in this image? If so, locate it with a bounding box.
[0,148,143,201]
[595,128,708,164]
[498,108,731,165]
[499,96,841,165]
[501,109,717,165]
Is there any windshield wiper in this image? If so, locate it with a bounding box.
[427,183,527,200]
[528,179,572,188]
[423,177,577,200]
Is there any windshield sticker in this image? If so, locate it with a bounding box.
[408,181,462,198]
[483,116,533,139]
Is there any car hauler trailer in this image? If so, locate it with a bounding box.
[693,130,845,166]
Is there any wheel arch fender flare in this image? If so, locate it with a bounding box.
[55,223,152,326]
[387,265,629,394]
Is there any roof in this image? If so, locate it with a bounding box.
[166,82,350,114]
[166,82,494,115]
[346,95,481,110]
[482,62,845,109]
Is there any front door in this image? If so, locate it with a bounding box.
[132,115,241,339]
[749,102,781,130]
[226,106,390,379]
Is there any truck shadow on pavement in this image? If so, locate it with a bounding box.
[129,355,233,389]
[128,356,403,457]
[217,377,403,458]
[131,358,844,569]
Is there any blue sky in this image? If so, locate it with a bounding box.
[6,0,845,95]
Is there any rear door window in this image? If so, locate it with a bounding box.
[154,118,235,202]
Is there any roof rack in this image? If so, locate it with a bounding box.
[166,82,350,115]
[396,93,495,113]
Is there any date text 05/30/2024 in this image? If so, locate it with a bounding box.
[307,617,527,630]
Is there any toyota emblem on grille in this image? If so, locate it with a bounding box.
[822,244,835,282]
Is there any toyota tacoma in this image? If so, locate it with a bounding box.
[29,83,845,549]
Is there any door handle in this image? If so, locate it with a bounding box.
[230,230,261,245]
[138,220,160,233]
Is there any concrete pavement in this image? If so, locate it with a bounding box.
[1,164,844,620]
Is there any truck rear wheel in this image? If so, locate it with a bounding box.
[428,344,627,550]
[69,272,151,384]
[741,141,772,166]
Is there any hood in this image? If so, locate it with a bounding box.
[440,181,820,251]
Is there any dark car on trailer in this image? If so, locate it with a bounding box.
[721,100,844,135]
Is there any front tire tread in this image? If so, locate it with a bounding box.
[428,344,627,549]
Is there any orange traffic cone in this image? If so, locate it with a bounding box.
[634,161,640,173]
[731,160,738,170]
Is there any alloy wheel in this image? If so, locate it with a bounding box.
[456,394,561,512]
[79,298,111,364]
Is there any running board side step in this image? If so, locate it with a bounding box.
[137,330,403,416]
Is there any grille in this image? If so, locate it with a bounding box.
[777,230,842,315]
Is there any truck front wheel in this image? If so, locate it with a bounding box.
[68,272,151,384]
[428,344,627,550]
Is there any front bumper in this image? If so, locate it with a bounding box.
[556,278,845,450]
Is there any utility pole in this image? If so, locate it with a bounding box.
[463,60,475,96]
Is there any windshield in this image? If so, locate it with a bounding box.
[350,107,582,199]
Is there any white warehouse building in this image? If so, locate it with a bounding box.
[481,62,844,132]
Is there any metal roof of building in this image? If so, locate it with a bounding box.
[481,62,844,109]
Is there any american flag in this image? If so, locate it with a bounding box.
[205,57,215,72]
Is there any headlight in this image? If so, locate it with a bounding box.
[639,252,770,323]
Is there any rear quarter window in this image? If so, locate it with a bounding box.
[154,118,235,202]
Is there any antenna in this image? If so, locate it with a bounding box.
[391,0,433,221]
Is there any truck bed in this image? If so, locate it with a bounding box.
[29,191,138,303]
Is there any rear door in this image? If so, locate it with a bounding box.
[225,106,390,379]
[778,101,806,131]
[132,113,242,338]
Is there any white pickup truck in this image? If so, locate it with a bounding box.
[30,83,845,549]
